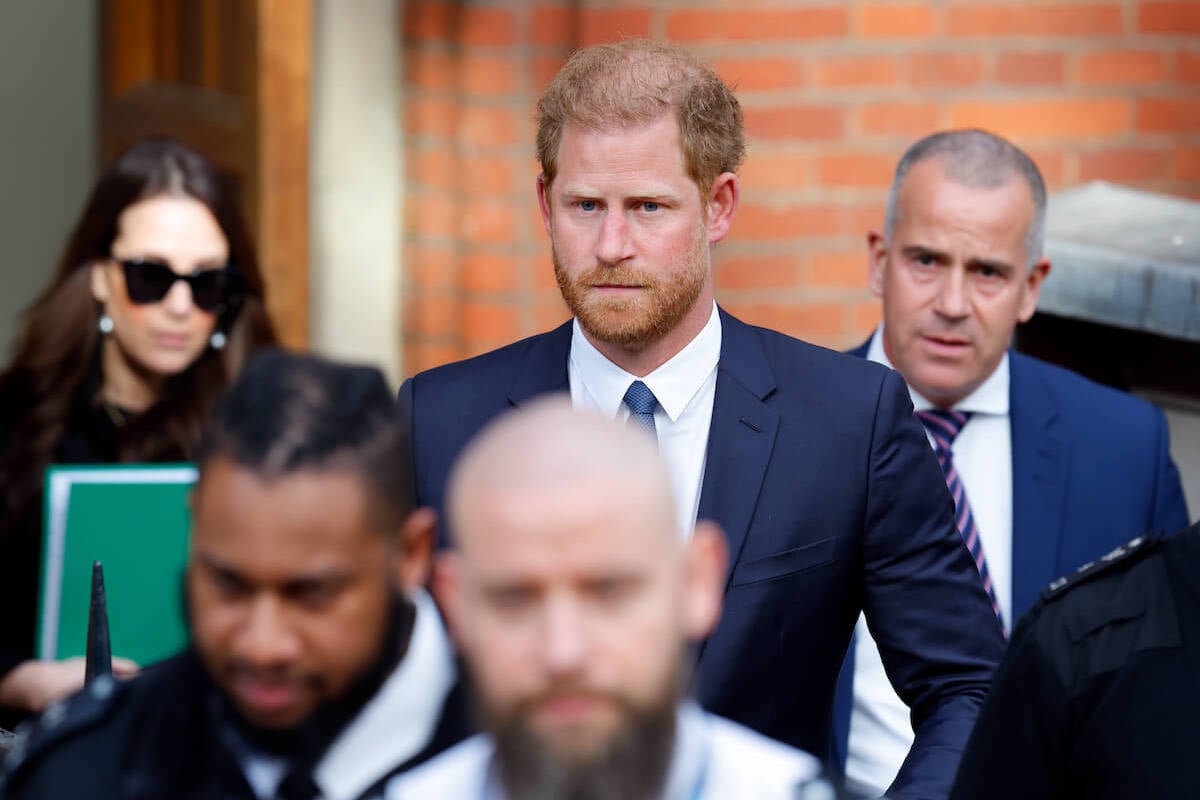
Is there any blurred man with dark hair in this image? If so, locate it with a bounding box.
[390,399,826,800]
[1,351,466,799]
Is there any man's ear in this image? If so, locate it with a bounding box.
[1017,257,1052,323]
[432,552,463,645]
[91,260,111,304]
[396,507,437,591]
[705,172,739,245]
[536,174,553,237]
[867,230,888,298]
[683,520,727,641]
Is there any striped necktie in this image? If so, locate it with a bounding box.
[916,409,1005,632]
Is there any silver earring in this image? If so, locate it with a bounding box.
[98,314,114,335]
[209,330,227,350]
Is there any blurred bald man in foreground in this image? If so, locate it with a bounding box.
[388,400,826,799]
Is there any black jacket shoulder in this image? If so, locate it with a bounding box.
[0,673,133,797]
[0,653,231,800]
[1019,530,1181,694]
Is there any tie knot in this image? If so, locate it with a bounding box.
[916,408,971,450]
[623,380,659,415]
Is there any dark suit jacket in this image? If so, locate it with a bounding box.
[1,651,469,800]
[399,310,1007,800]
[833,342,1190,772]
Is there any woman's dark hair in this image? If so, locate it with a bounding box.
[0,138,277,539]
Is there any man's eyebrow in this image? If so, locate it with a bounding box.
[966,256,1017,275]
[897,244,1017,275]
[557,184,681,200]
[284,568,354,586]
[628,193,680,204]
[280,571,354,597]
[899,243,947,260]
[195,551,239,575]
[194,552,354,588]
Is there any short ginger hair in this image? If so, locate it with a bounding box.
[536,39,746,199]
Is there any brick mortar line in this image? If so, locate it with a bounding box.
[426,38,1195,62]
[658,38,1191,57]
[733,86,1192,103]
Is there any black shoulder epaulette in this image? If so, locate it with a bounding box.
[0,675,128,790]
[1041,530,1164,602]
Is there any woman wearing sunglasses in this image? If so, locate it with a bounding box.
[0,138,276,726]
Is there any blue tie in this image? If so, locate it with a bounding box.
[916,409,1005,633]
[623,380,659,437]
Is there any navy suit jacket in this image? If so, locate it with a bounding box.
[399,310,1007,800]
[833,343,1190,771]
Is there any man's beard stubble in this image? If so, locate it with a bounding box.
[489,690,678,800]
[553,225,709,353]
[195,590,415,765]
[476,654,690,800]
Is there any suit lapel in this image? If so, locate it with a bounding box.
[852,339,1066,618]
[507,321,573,407]
[1009,353,1068,617]
[697,311,780,590]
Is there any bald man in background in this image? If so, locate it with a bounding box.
[389,400,826,800]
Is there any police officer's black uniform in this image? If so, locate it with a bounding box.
[949,522,1200,799]
[0,648,466,800]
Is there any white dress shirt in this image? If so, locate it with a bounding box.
[237,588,458,800]
[568,302,721,536]
[386,702,823,800]
[845,326,1013,797]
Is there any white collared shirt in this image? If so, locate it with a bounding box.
[568,302,722,536]
[845,326,1014,797]
[238,588,458,800]
[386,702,823,800]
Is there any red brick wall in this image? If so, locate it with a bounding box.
[401,0,1199,374]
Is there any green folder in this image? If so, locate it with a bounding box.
[37,463,197,666]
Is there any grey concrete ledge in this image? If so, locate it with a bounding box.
[1043,182,1199,343]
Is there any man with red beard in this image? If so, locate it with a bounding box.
[399,39,1005,799]
[390,400,825,799]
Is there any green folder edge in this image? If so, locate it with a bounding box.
[37,463,198,663]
